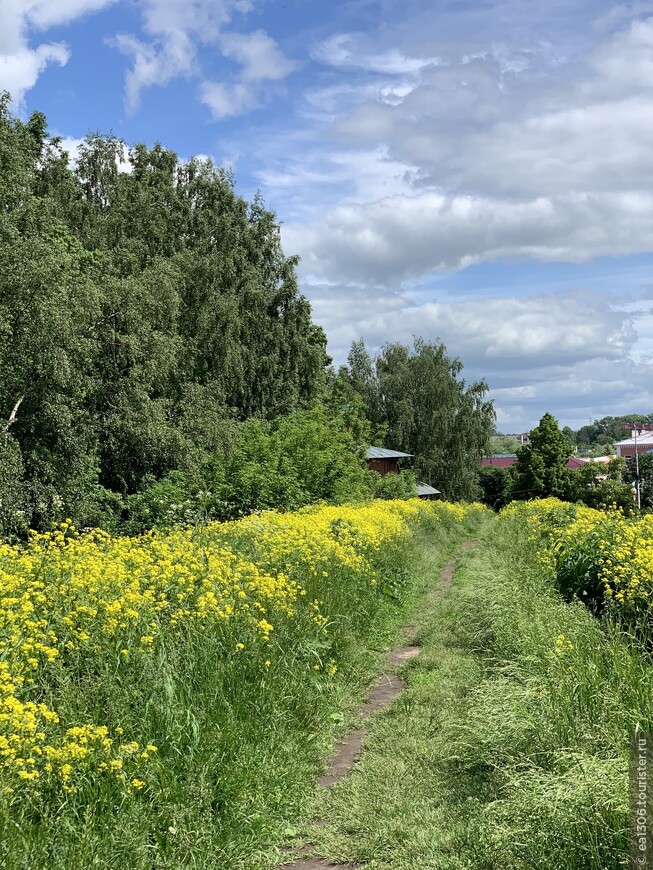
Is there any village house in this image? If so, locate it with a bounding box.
[365,446,440,499]
[614,430,653,459]
[482,454,614,470]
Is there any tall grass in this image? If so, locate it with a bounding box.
[0,499,486,869]
[439,509,646,868]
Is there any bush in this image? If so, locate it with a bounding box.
[367,469,417,500]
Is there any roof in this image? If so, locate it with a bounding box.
[365,446,413,460]
[615,435,653,447]
[481,455,518,467]
[416,482,440,496]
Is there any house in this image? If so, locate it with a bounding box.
[365,446,413,476]
[481,454,614,470]
[481,454,518,468]
[614,432,653,459]
[365,446,440,499]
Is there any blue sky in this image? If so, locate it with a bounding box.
[3,0,653,432]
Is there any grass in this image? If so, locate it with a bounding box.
[0,502,486,869]
[305,510,648,869]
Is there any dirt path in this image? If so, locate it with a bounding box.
[279,543,474,870]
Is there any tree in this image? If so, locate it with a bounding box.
[0,96,330,532]
[511,412,571,500]
[490,435,522,455]
[626,453,653,510]
[478,466,513,511]
[341,338,495,500]
[569,457,634,514]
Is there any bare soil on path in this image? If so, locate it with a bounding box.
[279,542,475,870]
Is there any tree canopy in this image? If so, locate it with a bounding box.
[336,337,495,500]
[0,96,329,534]
[511,412,570,500]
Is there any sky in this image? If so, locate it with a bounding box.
[3,0,653,432]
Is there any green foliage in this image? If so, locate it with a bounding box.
[574,413,653,450]
[339,338,495,501]
[0,96,329,532]
[0,435,27,540]
[568,458,634,514]
[124,405,372,530]
[478,466,513,510]
[511,412,571,500]
[214,406,371,518]
[367,470,418,500]
[627,452,653,509]
[490,435,522,454]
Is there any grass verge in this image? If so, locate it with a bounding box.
[306,512,648,869]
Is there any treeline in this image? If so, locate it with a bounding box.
[0,96,494,537]
[567,413,653,451]
[480,412,643,512]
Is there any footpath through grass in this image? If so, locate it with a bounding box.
[306,508,649,869]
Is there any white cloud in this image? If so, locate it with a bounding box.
[312,32,436,75]
[26,0,117,30]
[0,42,69,104]
[200,80,257,119]
[110,29,196,113]
[219,29,297,83]
[200,28,297,119]
[285,190,653,286]
[107,1,295,117]
[0,0,115,105]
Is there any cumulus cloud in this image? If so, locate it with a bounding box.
[110,29,196,113]
[253,5,653,427]
[200,80,258,119]
[303,278,652,429]
[0,0,115,104]
[219,29,297,83]
[285,191,653,285]
[200,28,297,119]
[107,1,296,117]
[311,286,636,372]
[0,42,69,104]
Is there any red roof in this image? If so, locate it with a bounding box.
[482,455,611,470]
[481,455,517,468]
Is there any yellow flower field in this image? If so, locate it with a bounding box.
[0,498,484,802]
[502,498,653,627]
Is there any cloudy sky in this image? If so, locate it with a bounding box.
[3,0,653,431]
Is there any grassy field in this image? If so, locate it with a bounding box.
[0,499,487,869]
[306,503,650,869]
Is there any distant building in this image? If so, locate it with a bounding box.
[481,454,518,468]
[481,454,614,470]
[614,433,653,459]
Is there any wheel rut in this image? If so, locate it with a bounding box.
[279,542,475,869]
